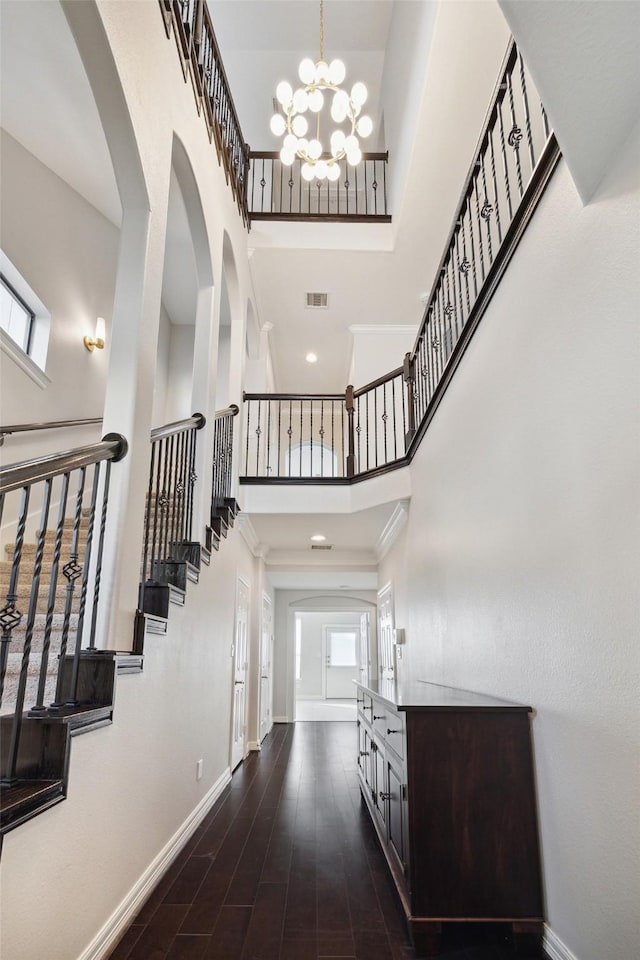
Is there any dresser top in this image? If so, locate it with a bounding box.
[355,678,532,712]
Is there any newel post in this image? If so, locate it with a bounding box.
[403,352,416,447]
[345,385,356,478]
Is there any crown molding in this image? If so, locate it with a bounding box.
[375,499,410,561]
[349,324,418,336]
[236,514,269,559]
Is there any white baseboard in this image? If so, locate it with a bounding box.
[272,716,290,723]
[79,767,232,960]
[247,740,261,751]
[544,924,579,960]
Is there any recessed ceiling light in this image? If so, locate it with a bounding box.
[306,352,318,363]
[310,534,326,542]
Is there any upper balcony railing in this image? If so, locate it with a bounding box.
[161,0,250,224]
[239,40,561,484]
[159,2,392,226]
[248,152,391,222]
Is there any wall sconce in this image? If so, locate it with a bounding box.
[84,316,106,352]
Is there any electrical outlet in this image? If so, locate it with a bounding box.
[196,759,204,781]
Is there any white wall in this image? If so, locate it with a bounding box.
[0,524,256,960]
[295,610,362,698]
[272,589,377,721]
[379,128,640,960]
[348,324,417,388]
[0,129,118,457]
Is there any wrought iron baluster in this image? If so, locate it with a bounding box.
[245,399,251,475]
[66,462,101,706]
[519,53,536,172]
[150,439,163,580]
[541,103,550,140]
[356,395,361,472]
[0,486,29,707]
[320,400,324,476]
[472,180,486,283]
[488,127,503,244]
[6,480,51,773]
[277,400,282,476]
[400,370,407,453]
[87,459,112,650]
[50,466,86,711]
[31,472,69,715]
[478,159,494,266]
[496,93,514,224]
[310,400,313,477]
[382,382,388,465]
[365,392,370,471]
[373,387,379,467]
[341,398,345,475]
[506,67,524,196]
[266,399,272,476]
[453,227,467,331]
[255,399,262,475]
[459,203,477,306]
[288,400,293,476]
[299,400,303,475]
[142,437,156,587]
[391,376,397,460]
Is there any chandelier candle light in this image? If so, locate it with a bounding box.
[270,0,372,182]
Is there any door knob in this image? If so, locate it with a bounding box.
[379,791,391,801]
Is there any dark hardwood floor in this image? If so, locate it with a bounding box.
[107,722,548,960]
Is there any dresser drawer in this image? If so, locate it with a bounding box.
[384,709,405,760]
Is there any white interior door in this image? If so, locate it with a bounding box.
[259,594,272,743]
[378,584,395,680]
[231,577,249,770]
[359,612,372,685]
[323,626,359,699]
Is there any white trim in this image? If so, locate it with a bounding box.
[247,740,261,751]
[236,514,268,558]
[375,499,410,560]
[0,329,51,389]
[544,925,580,960]
[272,716,290,723]
[78,767,231,960]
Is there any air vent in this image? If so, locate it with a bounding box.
[305,292,329,309]
[311,543,333,550]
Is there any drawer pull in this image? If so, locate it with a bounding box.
[359,751,370,757]
[387,728,401,735]
[356,698,364,704]
[379,791,392,801]
[373,714,385,720]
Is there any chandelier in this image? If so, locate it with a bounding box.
[269,0,372,182]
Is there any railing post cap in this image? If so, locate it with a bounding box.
[102,432,128,462]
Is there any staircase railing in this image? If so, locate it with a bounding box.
[160,0,250,225]
[0,433,128,785]
[240,39,561,484]
[248,152,391,221]
[139,413,206,611]
[211,404,239,510]
[0,417,103,447]
[242,371,409,483]
[404,39,560,452]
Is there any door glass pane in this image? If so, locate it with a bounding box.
[329,631,357,666]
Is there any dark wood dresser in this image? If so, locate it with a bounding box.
[355,679,544,957]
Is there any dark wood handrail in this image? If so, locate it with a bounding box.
[0,417,102,444]
[150,413,206,442]
[353,366,404,399]
[214,404,239,420]
[243,393,345,402]
[0,434,128,494]
[248,151,389,162]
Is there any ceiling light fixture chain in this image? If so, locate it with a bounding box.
[270,0,373,182]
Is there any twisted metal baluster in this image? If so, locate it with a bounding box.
[31,473,69,715]
[4,482,52,782]
[66,462,101,705]
[50,467,86,711]
[0,486,29,709]
[87,459,112,650]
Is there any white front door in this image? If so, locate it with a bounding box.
[323,626,359,699]
[230,577,249,770]
[259,594,272,743]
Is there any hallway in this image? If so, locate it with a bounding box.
[107,723,546,960]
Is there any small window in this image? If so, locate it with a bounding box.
[1,274,34,354]
[328,631,357,667]
[0,251,51,384]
